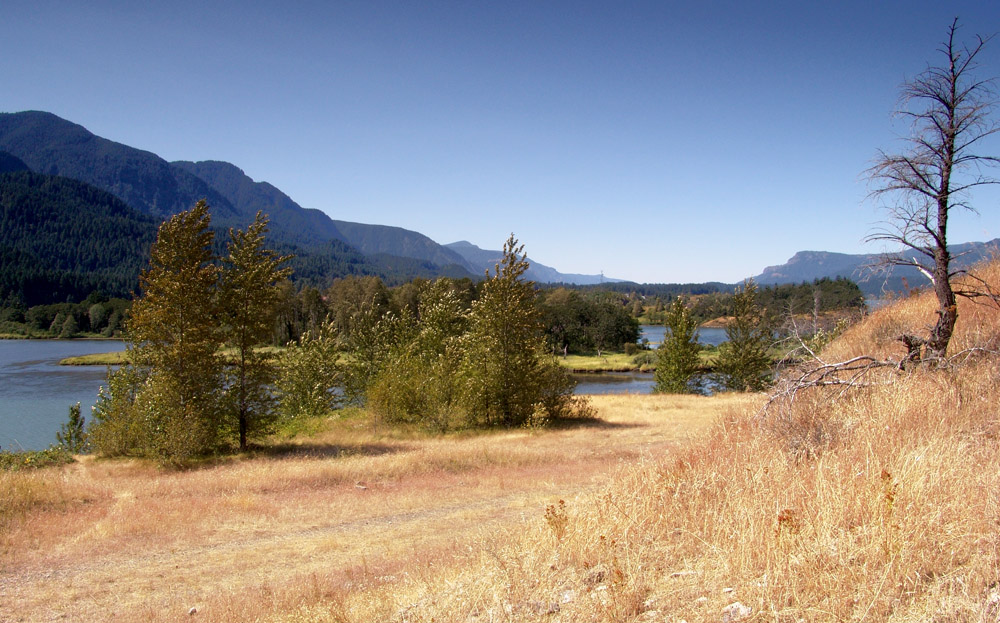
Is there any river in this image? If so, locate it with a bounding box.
[640,324,727,347]
[0,340,125,451]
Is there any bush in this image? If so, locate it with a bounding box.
[275,323,343,420]
[0,447,73,471]
[56,403,88,453]
[88,363,150,458]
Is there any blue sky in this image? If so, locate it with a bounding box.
[3,1,1000,283]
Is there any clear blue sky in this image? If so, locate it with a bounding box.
[3,1,1000,283]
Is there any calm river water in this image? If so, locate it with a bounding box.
[0,340,124,451]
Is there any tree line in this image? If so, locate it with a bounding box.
[0,294,130,338]
[686,277,864,326]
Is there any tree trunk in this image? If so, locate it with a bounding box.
[239,410,248,451]
[927,243,957,360]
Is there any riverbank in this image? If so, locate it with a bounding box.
[60,351,129,365]
[556,349,718,372]
[62,347,735,373]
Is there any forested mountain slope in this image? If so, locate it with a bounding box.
[0,112,476,281]
[0,170,158,306]
[0,111,241,225]
[0,151,30,174]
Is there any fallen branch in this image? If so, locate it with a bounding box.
[758,354,902,417]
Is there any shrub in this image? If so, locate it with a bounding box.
[56,402,88,453]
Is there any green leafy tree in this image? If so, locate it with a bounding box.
[275,320,343,420]
[461,235,572,427]
[538,289,639,355]
[219,211,293,451]
[48,312,66,335]
[715,279,773,392]
[655,297,702,393]
[327,275,392,339]
[91,201,223,460]
[88,303,107,332]
[342,302,416,405]
[59,313,78,338]
[367,279,469,431]
[89,363,148,456]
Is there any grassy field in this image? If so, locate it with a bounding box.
[59,346,284,366]
[557,352,649,372]
[0,393,739,622]
[65,347,691,371]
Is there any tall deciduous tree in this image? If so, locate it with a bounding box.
[220,211,292,451]
[122,200,223,458]
[655,297,701,394]
[715,279,772,392]
[868,19,999,361]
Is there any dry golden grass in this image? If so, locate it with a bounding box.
[824,260,1000,363]
[0,393,734,622]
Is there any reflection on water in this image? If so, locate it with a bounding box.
[572,372,655,395]
[0,340,125,451]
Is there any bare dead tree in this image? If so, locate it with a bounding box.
[867,18,999,362]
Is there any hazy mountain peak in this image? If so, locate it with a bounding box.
[445,240,619,285]
[754,240,1000,297]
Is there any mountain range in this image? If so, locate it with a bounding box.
[444,240,620,285]
[753,240,1000,299]
[0,111,614,289]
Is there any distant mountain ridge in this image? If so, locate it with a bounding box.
[13,110,992,297]
[445,240,619,285]
[0,111,241,225]
[170,160,345,246]
[754,240,1000,297]
[172,160,473,272]
[0,111,477,282]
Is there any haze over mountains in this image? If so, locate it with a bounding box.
[1,109,996,305]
